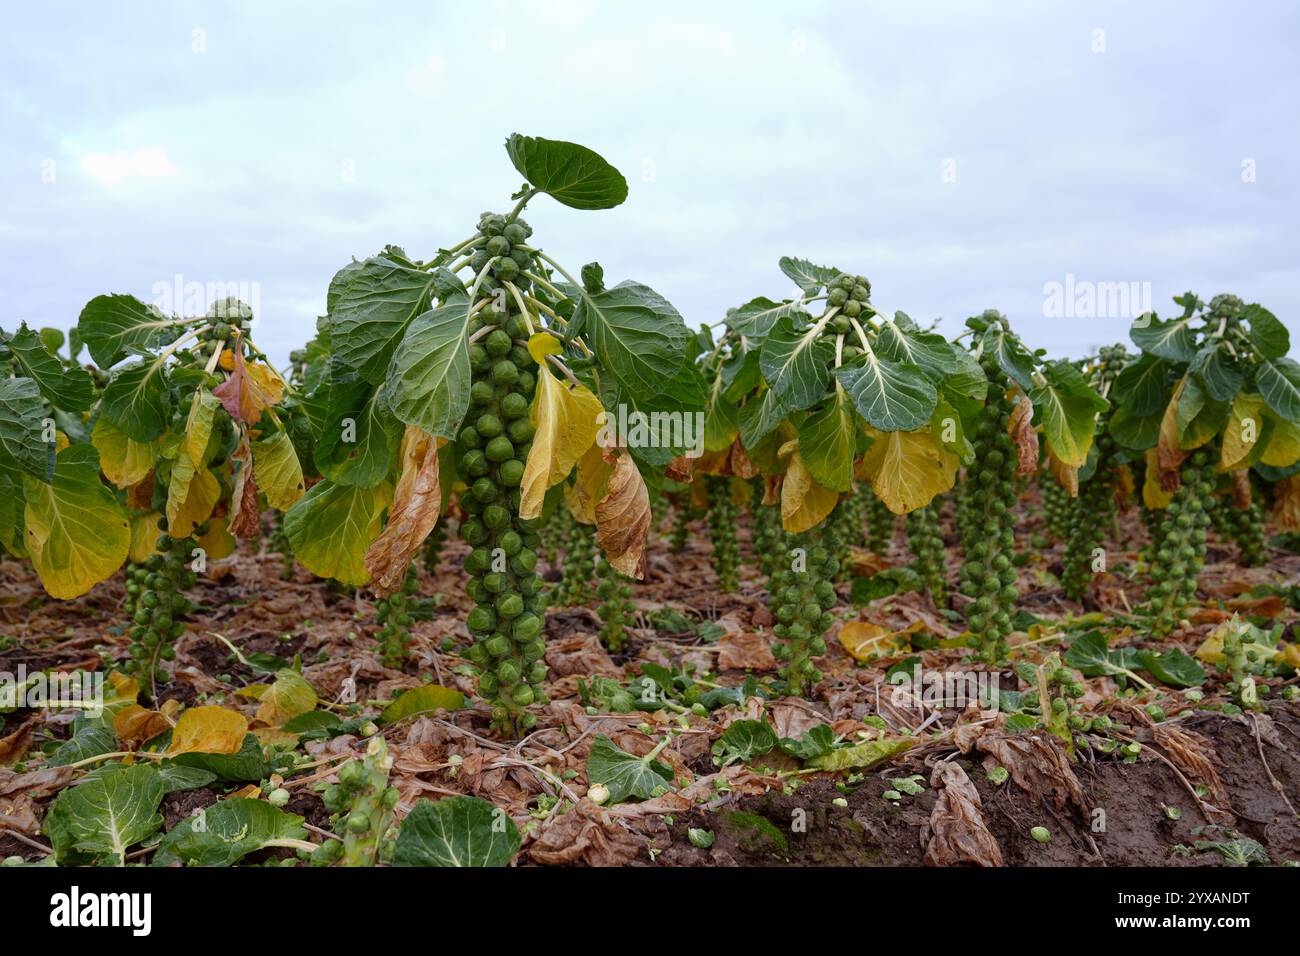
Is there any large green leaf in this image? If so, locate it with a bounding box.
[1108,404,1162,450]
[574,281,688,398]
[283,479,390,585]
[44,764,165,865]
[778,257,837,296]
[393,796,520,867]
[8,325,93,412]
[760,314,833,411]
[586,734,674,804]
[1030,361,1108,467]
[982,326,1036,392]
[1130,314,1198,363]
[378,300,474,440]
[22,444,130,599]
[874,315,959,382]
[834,351,936,432]
[703,375,740,453]
[1191,341,1242,402]
[308,375,401,488]
[172,734,273,782]
[0,377,53,481]
[797,386,856,491]
[77,293,177,368]
[100,359,170,442]
[1245,304,1289,360]
[330,256,441,384]
[1113,354,1171,415]
[152,798,308,867]
[505,134,628,210]
[738,387,791,449]
[1254,357,1300,422]
[710,719,778,766]
[727,297,806,340]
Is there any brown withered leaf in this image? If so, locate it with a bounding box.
[127,471,156,511]
[729,440,757,479]
[544,633,621,679]
[975,732,1087,815]
[761,474,781,507]
[227,434,261,537]
[595,447,651,579]
[1156,380,1188,492]
[114,699,179,750]
[717,631,777,672]
[1272,474,1300,531]
[365,426,443,596]
[1046,449,1078,497]
[665,455,694,483]
[923,761,1003,867]
[212,341,284,424]
[529,799,643,866]
[0,766,75,800]
[1006,392,1038,477]
[1151,724,1230,820]
[1229,469,1252,509]
[0,715,40,765]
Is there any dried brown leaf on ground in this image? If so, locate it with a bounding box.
[1150,723,1231,820]
[0,792,40,834]
[528,799,643,866]
[544,633,621,679]
[768,699,830,740]
[0,715,41,764]
[717,631,776,672]
[975,732,1087,815]
[923,760,1003,867]
[365,426,443,597]
[0,766,75,801]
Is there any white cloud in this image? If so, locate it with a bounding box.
[80,147,177,186]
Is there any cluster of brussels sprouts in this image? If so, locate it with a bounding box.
[314,736,399,866]
[958,361,1020,662]
[596,556,633,652]
[124,522,195,681]
[905,505,946,605]
[1217,620,1263,710]
[706,477,740,592]
[866,491,895,555]
[1062,433,1116,601]
[376,566,419,668]
[194,297,254,357]
[468,211,536,292]
[266,512,295,581]
[558,518,597,606]
[1210,491,1266,567]
[820,500,851,582]
[770,535,837,696]
[1141,449,1215,637]
[815,273,874,360]
[1040,475,1071,541]
[457,216,548,735]
[1038,658,1107,746]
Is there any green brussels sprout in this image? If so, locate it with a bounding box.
[485,436,515,463]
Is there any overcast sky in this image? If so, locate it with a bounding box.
[3,1,1297,368]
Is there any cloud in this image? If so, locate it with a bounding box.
[80,147,177,187]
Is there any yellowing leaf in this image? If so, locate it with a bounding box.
[128,511,162,563]
[1221,394,1265,471]
[212,348,284,424]
[91,415,157,488]
[168,706,249,756]
[859,427,958,515]
[251,430,306,510]
[1261,414,1300,468]
[1046,448,1078,498]
[520,334,604,520]
[253,669,318,728]
[22,446,130,599]
[197,520,236,560]
[838,620,923,661]
[594,448,651,579]
[1142,448,1173,509]
[567,441,612,525]
[780,448,838,532]
[284,479,392,586]
[1272,474,1300,531]
[166,464,220,539]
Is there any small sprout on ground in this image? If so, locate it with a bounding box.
[1030,826,1051,843]
[1281,685,1298,701]
[587,783,610,805]
[688,828,715,848]
[832,797,848,808]
[1122,741,1142,763]
[883,789,902,801]
[1145,704,1167,722]
[891,774,925,795]
[268,787,290,808]
[987,766,1009,786]
[1162,804,1182,821]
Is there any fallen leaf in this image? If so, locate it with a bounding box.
[717,631,777,672]
[923,761,1003,866]
[168,706,249,756]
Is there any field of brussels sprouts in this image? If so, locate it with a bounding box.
[2,134,1300,870]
